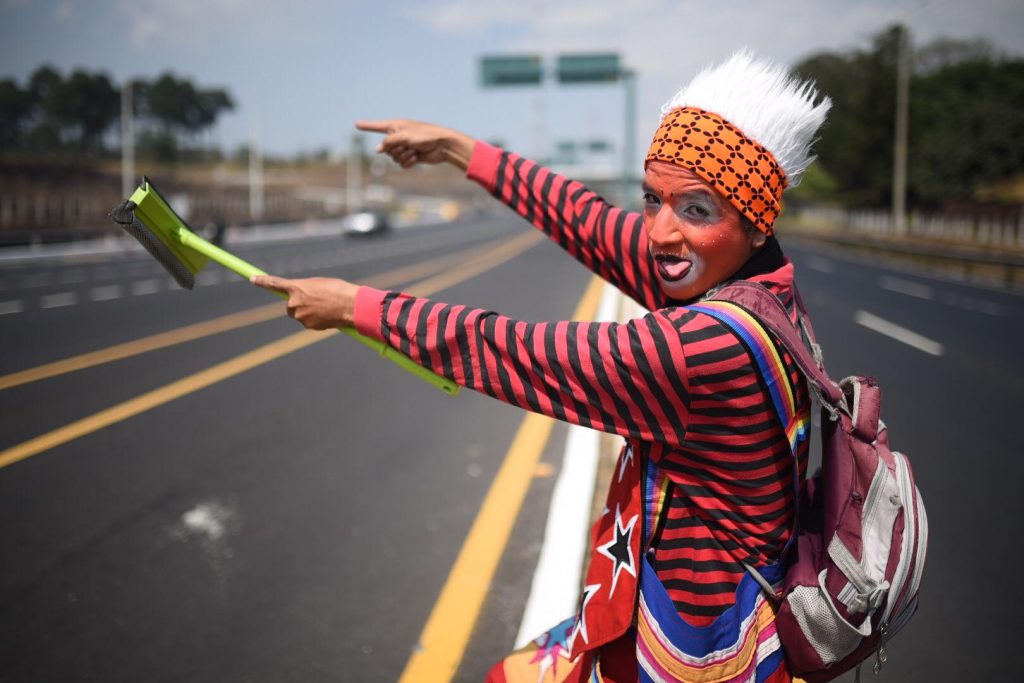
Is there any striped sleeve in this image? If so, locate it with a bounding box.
[467,142,663,311]
[354,285,692,445]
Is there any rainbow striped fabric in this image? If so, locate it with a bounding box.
[637,554,787,682]
[688,301,809,455]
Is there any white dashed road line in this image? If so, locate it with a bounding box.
[20,273,50,288]
[39,291,78,309]
[804,255,835,274]
[879,275,934,300]
[130,279,161,296]
[942,292,1007,317]
[0,300,23,315]
[195,270,222,287]
[90,284,124,302]
[854,310,944,357]
[58,269,87,285]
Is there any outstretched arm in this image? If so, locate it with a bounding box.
[467,143,662,310]
[251,274,692,445]
[356,119,663,311]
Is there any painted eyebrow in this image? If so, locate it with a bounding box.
[677,189,717,204]
[641,183,718,204]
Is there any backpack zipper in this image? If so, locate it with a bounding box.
[880,452,916,625]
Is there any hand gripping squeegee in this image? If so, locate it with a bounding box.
[110,177,460,395]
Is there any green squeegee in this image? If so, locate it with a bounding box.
[110,177,460,396]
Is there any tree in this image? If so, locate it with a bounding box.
[908,55,1024,206]
[25,65,64,150]
[793,26,1024,209]
[793,26,903,207]
[0,78,32,149]
[57,70,119,152]
[136,72,234,161]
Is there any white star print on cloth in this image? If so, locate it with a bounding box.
[569,583,601,649]
[596,504,638,598]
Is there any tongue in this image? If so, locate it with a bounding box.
[659,260,692,281]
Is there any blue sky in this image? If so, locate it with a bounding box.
[2,0,1022,164]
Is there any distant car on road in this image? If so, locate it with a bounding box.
[341,210,390,236]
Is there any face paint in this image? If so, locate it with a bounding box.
[642,161,765,301]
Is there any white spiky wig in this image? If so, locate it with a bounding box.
[660,49,831,187]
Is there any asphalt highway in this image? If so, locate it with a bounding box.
[0,217,1021,681]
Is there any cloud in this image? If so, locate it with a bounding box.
[412,0,1023,62]
[52,1,73,22]
[114,0,336,51]
[409,3,532,33]
[408,0,1023,162]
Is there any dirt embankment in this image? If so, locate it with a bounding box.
[0,156,487,246]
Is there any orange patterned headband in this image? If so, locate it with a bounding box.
[646,107,788,234]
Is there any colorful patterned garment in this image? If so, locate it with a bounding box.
[485,616,635,683]
[352,143,812,680]
[633,300,812,683]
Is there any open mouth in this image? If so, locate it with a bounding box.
[655,254,692,282]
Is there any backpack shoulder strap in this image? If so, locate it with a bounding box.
[687,299,811,455]
[711,280,844,413]
[687,294,810,577]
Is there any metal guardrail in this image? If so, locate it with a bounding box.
[787,229,1024,287]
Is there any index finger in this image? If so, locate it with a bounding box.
[249,274,293,293]
[355,119,398,134]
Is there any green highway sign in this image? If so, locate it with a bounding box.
[556,54,621,83]
[481,56,543,86]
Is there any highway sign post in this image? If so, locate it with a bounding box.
[479,52,637,205]
[480,56,543,87]
[555,54,620,84]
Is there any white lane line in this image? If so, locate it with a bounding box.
[90,284,124,301]
[130,279,161,296]
[0,300,23,315]
[195,270,222,287]
[514,283,618,647]
[879,275,934,300]
[854,310,944,356]
[942,292,1007,317]
[39,291,78,309]
[59,269,87,285]
[804,255,835,274]
[20,273,51,288]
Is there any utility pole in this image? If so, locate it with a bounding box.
[121,80,135,198]
[249,116,264,221]
[892,25,910,237]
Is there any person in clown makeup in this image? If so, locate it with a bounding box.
[253,50,831,683]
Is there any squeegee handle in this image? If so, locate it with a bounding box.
[177,231,460,396]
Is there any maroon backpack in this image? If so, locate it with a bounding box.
[706,281,929,682]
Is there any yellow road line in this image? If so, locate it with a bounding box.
[0,231,546,470]
[0,330,322,470]
[398,275,605,683]
[0,235,514,392]
[405,232,542,297]
[0,304,281,392]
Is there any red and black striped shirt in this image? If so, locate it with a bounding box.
[353,142,810,626]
